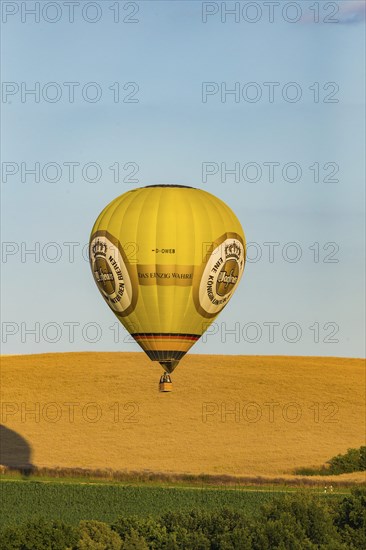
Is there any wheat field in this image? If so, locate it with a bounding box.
[1,352,365,482]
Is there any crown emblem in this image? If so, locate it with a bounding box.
[225,241,241,259]
[92,239,107,256]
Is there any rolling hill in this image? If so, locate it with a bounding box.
[1,352,365,482]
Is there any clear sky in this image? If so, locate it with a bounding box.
[1,0,365,358]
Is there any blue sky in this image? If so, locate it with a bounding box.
[1,0,365,357]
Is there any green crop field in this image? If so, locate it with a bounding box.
[0,480,343,528]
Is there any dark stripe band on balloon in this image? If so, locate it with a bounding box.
[131,333,200,340]
[144,350,187,361]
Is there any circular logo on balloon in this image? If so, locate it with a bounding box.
[194,234,245,318]
[89,231,137,316]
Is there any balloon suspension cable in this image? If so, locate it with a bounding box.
[159,360,179,374]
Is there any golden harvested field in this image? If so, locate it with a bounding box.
[1,352,365,482]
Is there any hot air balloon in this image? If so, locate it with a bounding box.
[89,185,246,391]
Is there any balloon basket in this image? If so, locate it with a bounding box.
[159,382,173,392]
[159,372,173,392]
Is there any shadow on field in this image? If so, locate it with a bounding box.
[0,425,33,475]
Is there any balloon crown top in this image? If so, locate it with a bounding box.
[143,184,195,189]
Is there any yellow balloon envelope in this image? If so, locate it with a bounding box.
[89,185,246,380]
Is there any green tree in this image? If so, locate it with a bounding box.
[328,448,362,474]
[76,520,122,549]
[333,488,366,549]
[0,525,24,550]
[172,528,210,550]
[259,493,342,547]
[121,529,148,550]
[0,518,78,550]
[113,516,168,549]
[250,512,313,550]
[215,527,252,550]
